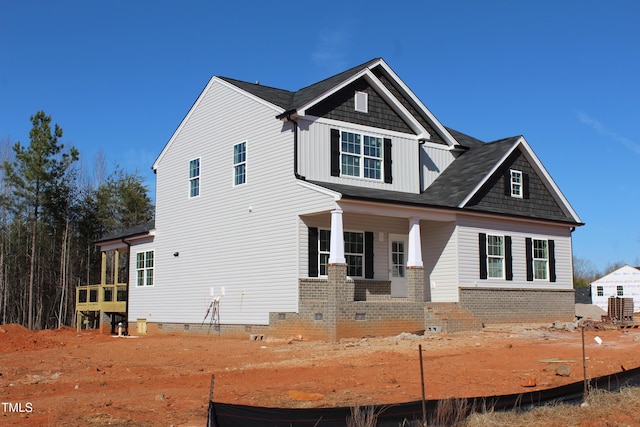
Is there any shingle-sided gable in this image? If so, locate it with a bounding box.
[306,78,414,134]
[421,138,518,207]
[464,148,576,222]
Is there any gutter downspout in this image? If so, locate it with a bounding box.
[287,114,305,180]
[123,238,131,336]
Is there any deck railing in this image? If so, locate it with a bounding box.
[76,283,127,312]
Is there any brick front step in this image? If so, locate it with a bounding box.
[424,302,483,333]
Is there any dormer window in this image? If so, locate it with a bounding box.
[341,131,382,180]
[510,169,523,198]
[354,91,368,113]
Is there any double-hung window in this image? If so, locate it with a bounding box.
[617,285,624,296]
[344,232,364,277]
[510,170,523,198]
[136,250,154,286]
[597,286,603,296]
[319,230,331,276]
[487,235,505,279]
[189,158,200,197]
[233,142,246,185]
[317,230,364,277]
[341,131,382,180]
[532,239,549,280]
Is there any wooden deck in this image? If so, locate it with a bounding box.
[76,283,127,313]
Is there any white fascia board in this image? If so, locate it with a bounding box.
[376,61,460,147]
[338,199,456,222]
[152,77,285,171]
[98,240,130,252]
[458,209,577,230]
[296,62,431,140]
[296,180,342,200]
[310,116,420,141]
[516,137,583,224]
[458,136,583,224]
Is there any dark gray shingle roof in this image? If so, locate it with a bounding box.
[219,58,383,115]
[308,137,519,209]
[96,220,155,244]
[421,137,520,206]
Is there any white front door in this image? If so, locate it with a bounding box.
[389,234,408,298]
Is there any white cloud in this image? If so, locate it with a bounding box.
[577,111,640,155]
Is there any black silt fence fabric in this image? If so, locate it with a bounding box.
[208,366,640,427]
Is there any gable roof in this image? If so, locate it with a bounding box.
[307,134,583,225]
[155,58,464,170]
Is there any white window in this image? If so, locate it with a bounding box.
[510,170,522,198]
[617,285,624,296]
[487,235,504,279]
[233,142,246,185]
[136,250,154,286]
[597,286,603,296]
[319,230,330,276]
[318,230,364,277]
[341,131,382,180]
[354,91,368,113]
[189,158,200,197]
[533,239,549,280]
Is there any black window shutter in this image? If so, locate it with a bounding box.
[364,231,374,279]
[505,235,513,281]
[523,173,530,199]
[479,233,487,279]
[383,138,393,184]
[548,239,556,282]
[308,227,319,277]
[330,129,340,177]
[504,170,511,196]
[525,237,533,281]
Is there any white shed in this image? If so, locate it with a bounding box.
[590,265,640,314]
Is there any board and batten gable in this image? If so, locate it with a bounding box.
[297,118,424,193]
[130,79,336,325]
[456,215,573,293]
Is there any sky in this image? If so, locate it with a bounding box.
[1,1,639,273]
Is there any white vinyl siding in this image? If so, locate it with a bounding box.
[138,79,336,325]
[423,221,458,302]
[456,216,573,291]
[297,119,424,193]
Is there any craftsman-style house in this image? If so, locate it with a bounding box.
[84,58,582,340]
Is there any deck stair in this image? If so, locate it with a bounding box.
[424,302,483,333]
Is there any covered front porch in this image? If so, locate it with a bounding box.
[293,199,462,340]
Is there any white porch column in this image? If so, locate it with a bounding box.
[407,217,424,267]
[328,209,346,264]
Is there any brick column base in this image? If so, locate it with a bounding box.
[406,266,425,302]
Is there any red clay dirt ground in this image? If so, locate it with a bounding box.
[1,322,640,426]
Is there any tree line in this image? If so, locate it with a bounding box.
[1,111,154,329]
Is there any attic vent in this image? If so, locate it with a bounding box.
[355,91,368,113]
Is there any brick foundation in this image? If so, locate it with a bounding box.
[459,287,575,324]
